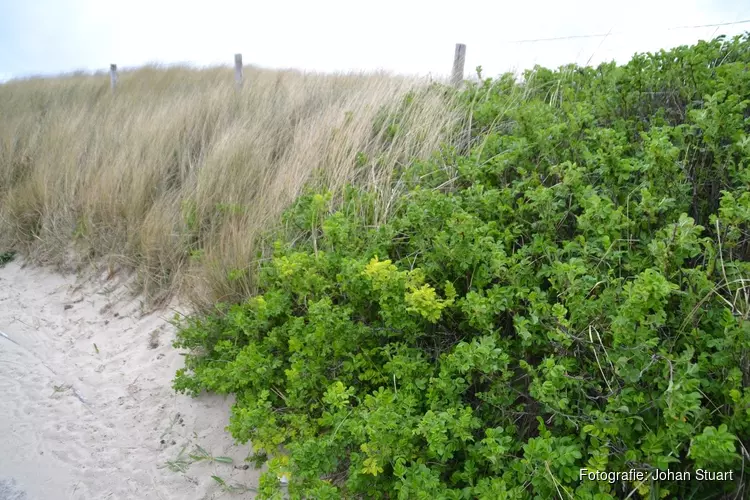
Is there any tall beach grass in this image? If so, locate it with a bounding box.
[0,65,463,306]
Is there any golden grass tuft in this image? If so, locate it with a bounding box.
[0,65,462,307]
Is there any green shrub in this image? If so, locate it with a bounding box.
[174,33,750,498]
[0,251,16,267]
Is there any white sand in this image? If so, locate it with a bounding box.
[0,259,261,499]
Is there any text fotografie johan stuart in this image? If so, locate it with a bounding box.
[580,468,735,483]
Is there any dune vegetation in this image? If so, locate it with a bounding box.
[0,66,462,307]
[3,32,750,499]
[170,34,750,498]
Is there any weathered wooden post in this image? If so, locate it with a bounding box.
[234,53,243,89]
[451,43,466,87]
[110,64,118,91]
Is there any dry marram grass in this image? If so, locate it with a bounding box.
[0,65,462,306]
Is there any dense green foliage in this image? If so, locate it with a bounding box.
[173,34,750,498]
[0,250,15,267]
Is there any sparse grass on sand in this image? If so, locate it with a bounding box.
[0,65,463,307]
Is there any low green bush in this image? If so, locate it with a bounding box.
[0,251,16,267]
[173,34,750,498]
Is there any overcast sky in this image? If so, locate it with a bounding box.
[1,0,748,81]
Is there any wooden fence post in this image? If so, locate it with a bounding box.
[234,53,243,88]
[110,64,118,91]
[451,44,466,87]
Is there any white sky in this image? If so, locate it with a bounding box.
[1,0,749,81]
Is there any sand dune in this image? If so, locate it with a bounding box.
[0,259,260,499]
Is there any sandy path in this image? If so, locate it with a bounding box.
[0,259,261,500]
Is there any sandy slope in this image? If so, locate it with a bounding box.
[0,259,261,500]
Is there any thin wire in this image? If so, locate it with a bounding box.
[670,19,750,30]
[508,32,618,44]
[504,19,750,44]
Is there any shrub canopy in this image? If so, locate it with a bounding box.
[174,34,750,498]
